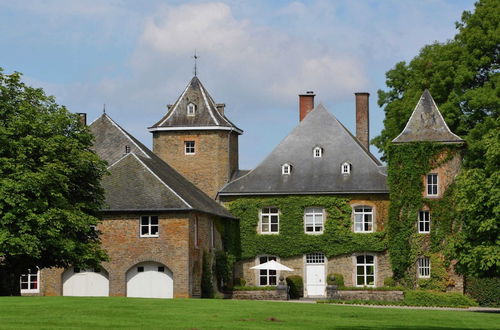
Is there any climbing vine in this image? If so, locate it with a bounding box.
[387,142,462,290]
[227,195,387,260]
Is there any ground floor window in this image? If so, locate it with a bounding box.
[258,256,277,286]
[306,252,325,264]
[356,254,375,287]
[20,267,40,293]
[418,257,431,278]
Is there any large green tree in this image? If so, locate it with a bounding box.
[0,69,108,295]
[376,0,499,277]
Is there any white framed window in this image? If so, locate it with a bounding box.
[313,147,323,158]
[306,252,325,264]
[140,215,159,237]
[184,141,195,155]
[282,163,292,175]
[258,256,277,286]
[260,207,279,234]
[418,257,431,278]
[20,267,40,293]
[187,103,196,116]
[353,206,373,233]
[356,254,375,287]
[341,162,352,174]
[304,207,324,234]
[427,173,438,196]
[418,210,430,233]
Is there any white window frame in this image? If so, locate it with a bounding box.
[187,103,196,116]
[306,252,326,264]
[281,163,291,175]
[184,141,195,155]
[304,207,324,234]
[418,210,430,233]
[140,215,159,237]
[341,162,352,174]
[260,207,279,234]
[313,147,323,158]
[20,267,40,293]
[355,254,376,287]
[353,206,374,233]
[418,257,431,278]
[427,173,438,196]
[257,256,278,286]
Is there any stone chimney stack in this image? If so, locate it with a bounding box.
[355,92,370,150]
[299,91,315,121]
[77,113,87,126]
[216,103,226,115]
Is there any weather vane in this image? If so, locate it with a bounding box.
[103,103,106,114]
[193,50,199,77]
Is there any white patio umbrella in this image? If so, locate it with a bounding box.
[250,260,294,271]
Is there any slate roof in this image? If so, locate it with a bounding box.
[149,76,242,134]
[392,90,464,143]
[89,114,235,219]
[219,104,388,195]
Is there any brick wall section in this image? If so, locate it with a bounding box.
[230,289,287,300]
[355,92,370,150]
[337,290,404,301]
[422,151,462,199]
[152,130,239,198]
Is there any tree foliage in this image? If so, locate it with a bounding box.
[0,69,108,294]
[376,0,499,277]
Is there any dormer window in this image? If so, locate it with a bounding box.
[313,147,323,158]
[282,163,292,175]
[187,103,196,116]
[342,162,352,174]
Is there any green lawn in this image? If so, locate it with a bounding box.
[0,297,498,329]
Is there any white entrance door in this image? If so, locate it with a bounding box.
[62,268,109,296]
[126,262,173,299]
[305,253,326,296]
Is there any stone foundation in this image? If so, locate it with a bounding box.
[230,286,288,300]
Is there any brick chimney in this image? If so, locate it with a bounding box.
[216,103,226,115]
[77,113,87,126]
[299,91,315,121]
[355,92,370,150]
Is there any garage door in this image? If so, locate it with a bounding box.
[126,262,173,298]
[62,268,109,296]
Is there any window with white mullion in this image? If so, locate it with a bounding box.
[140,215,159,237]
[258,256,277,286]
[260,207,279,234]
[418,257,431,278]
[20,267,40,293]
[184,141,195,155]
[356,255,375,287]
[418,211,430,233]
[304,207,324,233]
[354,206,373,232]
[427,174,438,196]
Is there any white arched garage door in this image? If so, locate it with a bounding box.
[62,268,109,296]
[126,262,173,299]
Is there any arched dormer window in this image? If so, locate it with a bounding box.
[341,162,352,174]
[313,146,323,158]
[187,103,196,116]
[282,163,292,175]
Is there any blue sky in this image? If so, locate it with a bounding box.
[0,0,476,169]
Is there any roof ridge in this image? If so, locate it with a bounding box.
[102,113,151,159]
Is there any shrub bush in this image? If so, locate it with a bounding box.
[233,278,246,287]
[331,273,344,287]
[384,277,395,287]
[286,275,303,299]
[404,290,477,307]
[465,277,500,307]
[201,251,214,298]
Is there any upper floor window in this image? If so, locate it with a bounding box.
[282,163,292,175]
[342,162,352,174]
[304,207,324,234]
[258,256,277,286]
[20,267,40,293]
[313,147,323,158]
[185,141,195,155]
[418,257,431,278]
[427,173,438,196]
[260,207,279,234]
[140,215,159,237]
[353,206,373,233]
[356,254,375,287]
[418,210,430,233]
[187,103,196,116]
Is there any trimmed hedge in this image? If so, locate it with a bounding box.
[404,290,477,307]
[286,275,304,299]
[465,277,500,307]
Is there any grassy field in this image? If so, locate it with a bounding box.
[0,297,498,329]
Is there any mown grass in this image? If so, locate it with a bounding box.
[0,297,498,329]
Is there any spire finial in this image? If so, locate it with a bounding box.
[193,50,199,77]
[103,103,106,114]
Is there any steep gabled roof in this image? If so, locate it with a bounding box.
[392,90,464,143]
[219,104,388,195]
[89,114,235,218]
[149,76,242,134]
